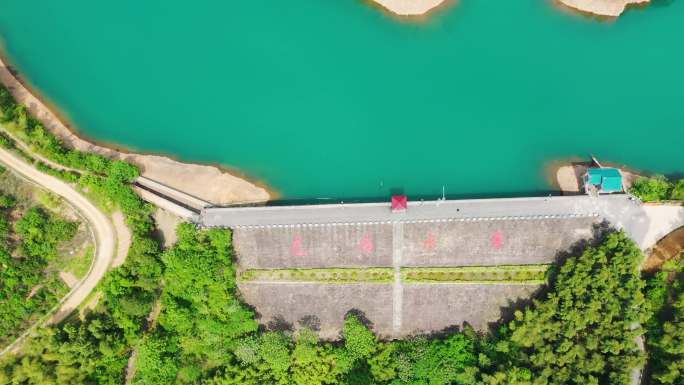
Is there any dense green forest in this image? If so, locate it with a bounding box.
[0,225,650,385]
[129,228,647,385]
[0,181,161,384]
[643,258,684,384]
[0,183,79,348]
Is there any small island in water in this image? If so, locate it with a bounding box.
[372,0,649,17]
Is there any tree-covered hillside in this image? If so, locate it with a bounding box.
[138,229,650,385]
[2,225,646,385]
[0,169,87,349]
[644,257,684,385]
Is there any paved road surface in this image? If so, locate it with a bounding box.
[202,195,681,250]
[0,146,115,354]
[203,196,601,226]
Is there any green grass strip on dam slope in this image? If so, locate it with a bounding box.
[239,268,394,284]
[239,264,551,284]
[401,264,551,284]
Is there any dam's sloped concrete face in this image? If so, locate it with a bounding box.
[238,283,394,339]
[235,223,394,268]
[238,282,540,339]
[402,217,598,267]
[233,216,599,339]
[219,195,655,339]
[400,284,539,335]
[233,216,599,269]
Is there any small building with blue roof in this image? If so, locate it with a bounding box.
[584,167,624,194]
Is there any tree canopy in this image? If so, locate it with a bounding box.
[0,198,77,347]
[630,175,684,202]
[644,258,684,385]
[127,230,647,385]
[484,231,648,385]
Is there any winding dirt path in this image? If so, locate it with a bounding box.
[0,146,115,353]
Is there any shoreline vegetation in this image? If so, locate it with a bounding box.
[630,175,684,202]
[0,54,271,207]
[370,0,649,18]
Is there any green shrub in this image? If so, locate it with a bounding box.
[14,207,77,260]
[670,179,684,200]
[344,315,376,361]
[0,194,16,209]
[630,175,672,202]
[0,132,15,149]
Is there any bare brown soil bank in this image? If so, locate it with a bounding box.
[372,0,647,19]
[370,0,450,16]
[371,0,645,18]
[0,55,270,206]
[556,0,649,17]
[554,163,588,195]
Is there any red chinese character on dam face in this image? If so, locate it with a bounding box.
[491,230,505,250]
[291,235,306,257]
[424,232,437,251]
[359,234,374,254]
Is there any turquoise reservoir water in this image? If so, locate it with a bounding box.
[0,1,682,200]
